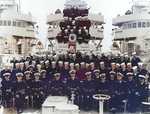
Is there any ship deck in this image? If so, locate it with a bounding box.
[0,107,143,114]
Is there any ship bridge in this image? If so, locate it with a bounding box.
[112,0,150,55]
[0,0,38,55]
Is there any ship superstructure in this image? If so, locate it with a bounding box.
[47,0,104,53]
[112,0,150,55]
[0,0,38,55]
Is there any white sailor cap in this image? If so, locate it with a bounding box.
[100,73,106,78]
[100,62,104,65]
[121,62,125,66]
[64,52,67,55]
[54,73,60,77]
[28,65,34,68]
[109,71,116,75]
[138,62,143,66]
[70,63,74,66]
[117,72,124,77]
[89,53,92,56]
[45,60,49,64]
[40,70,46,74]
[127,72,133,76]
[132,52,136,55]
[40,61,44,63]
[34,73,41,76]
[64,62,69,64]
[52,61,56,64]
[59,61,63,64]
[25,61,29,64]
[72,54,76,57]
[3,73,11,76]
[127,62,132,66]
[125,55,128,58]
[24,71,31,75]
[85,72,91,76]
[37,64,41,67]
[53,55,57,58]
[4,63,9,66]
[69,54,72,56]
[80,62,85,65]
[120,54,124,57]
[116,63,120,66]
[139,75,146,79]
[20,55,24,58]
[75,63,79,66]
[15,63,19,66]
[20,62,24,65]
[94,70,100,73]
[32,61,36,64]
[111,62,115,65]
[97,54,101,57]
[86,63,89,66]
[133,66,137,70]
[69,70,76,74]
[9,63,14,67]
[16,73,23,77]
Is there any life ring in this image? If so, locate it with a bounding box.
[69,34,76,42]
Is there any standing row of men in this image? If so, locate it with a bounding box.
[0,51,148,113]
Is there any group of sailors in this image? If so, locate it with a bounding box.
[57,6,91,44]
[0,50,149,113]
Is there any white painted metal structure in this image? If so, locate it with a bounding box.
[0,0,38,55]
[112,0,150,55]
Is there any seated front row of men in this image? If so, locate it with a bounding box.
[1,69,148,113]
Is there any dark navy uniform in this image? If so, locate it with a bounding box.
[81,73,96,110]
[31,80,44,109]
[1,78,13,107]
[110,79,127,110]
[50,78,64,96]
[13,78,27,112]
[131,57,141,67]
[66,77,80,104]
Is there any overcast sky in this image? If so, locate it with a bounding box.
[20,0,132,52]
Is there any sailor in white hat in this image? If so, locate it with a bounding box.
[131,51,141,66]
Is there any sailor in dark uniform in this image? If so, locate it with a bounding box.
[131,52,141,67]
[17,62,25,74]
[28,65,35,80]
[10,56,18,68]
[1,64,11,80]
[135,75,148,108]
[138,62,148,76]
[13,73,27,113]
[81,72,96,110]
[120,62,128,81]
[1,73,13,108]
[40,70,49,97]
[124,55,130,66]
[126,72,137,112]
[105,54,112,70]
[99,62,109,79]
[115,63,121,72]
[31,73,44,109]
[66,70,80,104]
[50,73,64,96]
[97,73,109,95]
[9,63,17,81]
[50,61,58,80]
[19,56,25,63]
[61,62,70,81]
[108,71,116,96]
[77,29,83,44]
[23,71,32,96]
[92,70,100,83]
[77,62,86,81]
[83,30,91,44]
[110,72,127,112]
[95,54,103,69]
[133,66,139,82]
[76,49,81,59]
